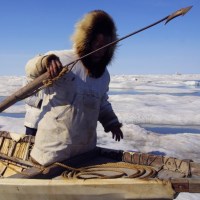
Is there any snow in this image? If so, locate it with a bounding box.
[0,74,200,199]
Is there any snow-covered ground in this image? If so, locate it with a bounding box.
[0,74,200,199]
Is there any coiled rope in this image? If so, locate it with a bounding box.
[54,162,157,180]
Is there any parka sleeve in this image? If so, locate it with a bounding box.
[23,77,44,108]
[25,54,47,79]
[98,75,122,132]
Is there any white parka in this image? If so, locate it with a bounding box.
[26,49,120,166]
[24,77,44,129]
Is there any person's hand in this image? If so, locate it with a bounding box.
[110,126,123,142]
[42,54,63,78]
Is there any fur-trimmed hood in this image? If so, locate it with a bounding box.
[71,10,118,78]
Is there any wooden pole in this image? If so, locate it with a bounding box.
[0,72,49,112]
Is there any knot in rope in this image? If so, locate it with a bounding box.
[42,67,70,88]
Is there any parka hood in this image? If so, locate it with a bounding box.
[71,10,118,78]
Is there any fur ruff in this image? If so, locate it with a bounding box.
[71,10,118,78]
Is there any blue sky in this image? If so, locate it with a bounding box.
[0,0,199,76]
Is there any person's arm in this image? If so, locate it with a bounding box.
[23,77,43,108]
[98,92,123,141]
[25,95,43,109]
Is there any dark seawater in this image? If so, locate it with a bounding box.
[140,124,200,134]
[0,112,25,118]
[108,88,200,97]
[0,96,25,118]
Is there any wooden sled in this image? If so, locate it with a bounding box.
[0,130,200,200]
